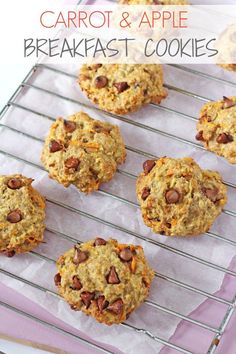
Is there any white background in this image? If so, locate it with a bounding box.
[0,0,65,108]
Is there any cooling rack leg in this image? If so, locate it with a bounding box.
[207,295,236,354]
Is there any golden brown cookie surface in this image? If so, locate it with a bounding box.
[55,238,154,325]
[220,64,236,72]
[0,174,45,256]
[196,96,236,164]
[216,23,236,72]
[136,157,227,236]
[41,112,126,193]
[79,64,167,115]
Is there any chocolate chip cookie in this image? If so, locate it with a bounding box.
[119,0,188,4]
[216,23,236,72]
[136,157,227,236]
[0,175,46,256]
[220,64,236,72]
[41,112,126,193]
[196,96,236,164]
[78,64,167,115]
[55,238,154,325]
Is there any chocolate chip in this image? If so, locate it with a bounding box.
[141,187,150,201]
[70,304,78,311]
[65,157,80,170]
[64,120,76,133]
[199,114,212,123]
[93,124,112,134]
[143,160,156,175]
[202,188,220,203]
[72,276,82,290]
[49,140,63,153]
[7,178,22,190]
[92,64,102,70]
[119,248,133,262]
[80,291,95,309]
[94,76,108,89]
[196,131,204,141]
[165,189,180,204]
[151,217,160,222]
[54,273,61,286]
[107,266,120,284]
[73,247,88,265]
[216,133,233,144]
[113,82,129,93]
[7,210,22,223]
[153,0,160,3]
[5,250,15,257]
[89,168,99,181]
[94,238,107,246]
[223,96,236,109]
[107,299,124,315]
[93,124,103,133]
[97,295,109,312]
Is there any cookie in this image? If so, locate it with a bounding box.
[55,238,154,325]
[216,23,236,72]
[136,157,227,236]
[78,64,167,115]
[41,112,126,193]
[220,64,236,72]
[119,0,188,4]
[196,96,236,164]
[0,174,46,256]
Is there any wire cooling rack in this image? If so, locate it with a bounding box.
[0,61,236,354]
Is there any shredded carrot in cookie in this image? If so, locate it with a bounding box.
[156,159,165,167]
[166,169,174,176]
[171,219,177,226]
[117,244,136,252]
[131,257,137,273]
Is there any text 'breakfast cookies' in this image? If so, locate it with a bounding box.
[55,238,154,325]
[136,157,227,236]
[41,111,126,193]
[0,175,45,257]
[196,96,236,164]
[79,64,167,115]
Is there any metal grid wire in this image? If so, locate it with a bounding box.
[0,62,236,354]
